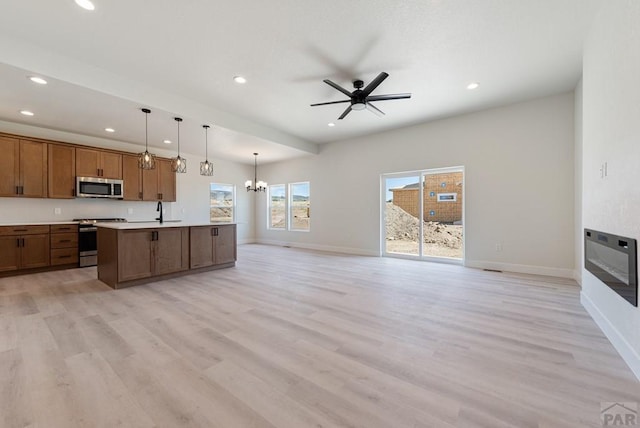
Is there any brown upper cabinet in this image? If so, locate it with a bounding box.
[76,147,122,179]
[0,136,48,198]
[48,144,76,199]
[122,154,143,201]
[141,158,176,202]
[158,159,176,202]
[114,155,176,202]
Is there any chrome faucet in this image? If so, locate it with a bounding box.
[156,201,163,224]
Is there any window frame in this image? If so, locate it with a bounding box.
[268,184,287,230]
[437,193,457,202]
[288,181,310,232]
[209,182,236,223]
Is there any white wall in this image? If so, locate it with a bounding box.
[256,93,576,277]
[0,121,255,243]
[580,1,640,379]
[574,79,583,284]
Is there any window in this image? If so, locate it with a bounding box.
[269,184,286,229]
[289,182,310,231]
[269,181,311,231]
[437,193,457,202]
[210,183,235,222]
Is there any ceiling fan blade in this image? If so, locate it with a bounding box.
[361,72,389,97]
[338,105,352,120]
[367,93,412,102]
[310,99,351,107]
[323,79,353,97]
[366,102,385,117]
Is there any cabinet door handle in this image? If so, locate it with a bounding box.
[15,186,19,195]
[16,238,20,248]
[214,227,219,237]
[21,238,25,247]
[139,192,143,200]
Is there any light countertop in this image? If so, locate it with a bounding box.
[0,221,78,226]
[96,221,235,230]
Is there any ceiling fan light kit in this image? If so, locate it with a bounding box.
[310,72,411,120]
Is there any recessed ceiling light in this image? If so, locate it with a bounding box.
[29,76,48,85]
[105,128,115,133]
[233,76,247,84]
[20,110,34,116]
[328,122,335,127]
[467,82,480,90]
[75,0,95,10]
[163,140,172,144]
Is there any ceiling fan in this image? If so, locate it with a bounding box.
[310,72,411,120]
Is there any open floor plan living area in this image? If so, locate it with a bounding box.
[1,1,640,427]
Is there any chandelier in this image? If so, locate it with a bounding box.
[245,153,267,192]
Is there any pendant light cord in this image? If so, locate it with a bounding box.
[145,111,148,151]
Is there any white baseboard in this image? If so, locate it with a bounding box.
[464,259,575,279]
[254,239,379,257]
[237,238,257,245]
[573,269,582,286]
[581,291,640,381]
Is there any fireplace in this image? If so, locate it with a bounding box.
[585,229,638,306]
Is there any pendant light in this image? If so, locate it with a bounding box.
[171,117,187,173]
[138,108,156,170]
[199,125,214,176]
[245,153,267,192]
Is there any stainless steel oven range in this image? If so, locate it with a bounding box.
[74,218,127,267]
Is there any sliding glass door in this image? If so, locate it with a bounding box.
[382,167,464,262]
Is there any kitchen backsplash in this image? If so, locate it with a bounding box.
[0,197,174,223]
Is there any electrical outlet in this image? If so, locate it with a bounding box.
[54,207,61,215]
[127,208,133,214]
[496,243,503,252]
[181,208,186,214]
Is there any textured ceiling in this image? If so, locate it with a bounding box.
[0,0,601,163]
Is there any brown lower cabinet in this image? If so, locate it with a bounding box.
[97,224,236,289]
[116,227,189,282]
[190,224,237,268]
[0,225,50,272]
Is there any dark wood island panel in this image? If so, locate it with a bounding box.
[97,224,236,289]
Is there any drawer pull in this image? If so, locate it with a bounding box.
[14,229,28,232]
[59,240,71,243]
[58,255,72,259]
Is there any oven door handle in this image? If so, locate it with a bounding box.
[79,227,97,232]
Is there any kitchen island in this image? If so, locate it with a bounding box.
[97,222,236,289]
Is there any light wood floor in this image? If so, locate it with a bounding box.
[1,244,638,427]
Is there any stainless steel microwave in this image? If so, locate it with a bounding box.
[76,176,124,199]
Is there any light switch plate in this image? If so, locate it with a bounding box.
[54,208,61,215]
[127,208,133,214]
